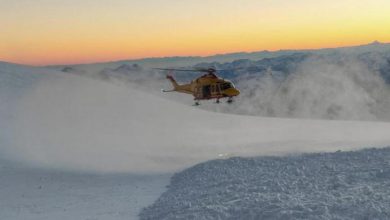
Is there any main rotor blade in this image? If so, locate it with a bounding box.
[193,67,243,72]
[153,68,198,72]
[154,68,216,73]
[154,67,243,72]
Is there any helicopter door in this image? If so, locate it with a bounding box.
[194,86,201,99]
[202,85,211,98]
[216,84,221,94]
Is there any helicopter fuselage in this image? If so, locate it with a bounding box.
[167,73,240,101]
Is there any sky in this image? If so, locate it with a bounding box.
[1,0,390,66]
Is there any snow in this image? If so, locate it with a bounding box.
[3,63,390,173]
[0,159,170,220]
[140,147,390,220]
[1,60,390,219]
[54,51,390,121]
[0,63,171,220]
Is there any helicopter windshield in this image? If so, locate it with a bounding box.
[221,82,233,90]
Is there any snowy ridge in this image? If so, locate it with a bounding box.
[49,41,390,70]
[141,147,390,220]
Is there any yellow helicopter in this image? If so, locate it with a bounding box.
[156,67,240,105]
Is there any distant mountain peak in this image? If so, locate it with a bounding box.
[114,63,141,72]
[61,66,75,72]
[370,40,382,45]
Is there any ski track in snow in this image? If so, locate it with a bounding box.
[141,147,390,220]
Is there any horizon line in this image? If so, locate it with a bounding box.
[2,40,389,67]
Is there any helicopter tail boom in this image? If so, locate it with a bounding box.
[165,75,193,94]
[166,75,179,90]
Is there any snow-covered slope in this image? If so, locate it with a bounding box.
[141,147,390,220]
[1,61,390,219]
[0,159,169,220]
[0,62,171,220]
[1,61,390,173]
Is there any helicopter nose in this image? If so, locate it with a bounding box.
[225,88,240,96]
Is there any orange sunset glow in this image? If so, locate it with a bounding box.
[1,0,390,66]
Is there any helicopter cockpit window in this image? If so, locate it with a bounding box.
[221,82,232,90]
